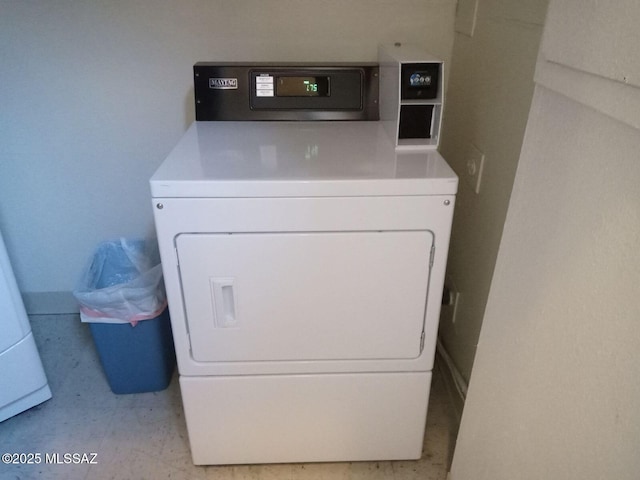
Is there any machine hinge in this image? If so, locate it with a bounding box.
[420,331,426,351]
[429,244,436,268]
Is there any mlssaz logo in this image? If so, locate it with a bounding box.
[209,78,238,89]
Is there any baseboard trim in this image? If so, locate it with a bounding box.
[23,291,78,315]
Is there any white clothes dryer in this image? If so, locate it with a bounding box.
[151,44,457,465]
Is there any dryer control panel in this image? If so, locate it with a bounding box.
[194,63,379,121]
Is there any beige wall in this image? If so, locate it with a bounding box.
[450,1,640,478]
[438,0,548,383]
[0,1,455,310]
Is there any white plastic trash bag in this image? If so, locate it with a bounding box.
[73,238,167,325]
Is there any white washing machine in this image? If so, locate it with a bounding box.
[151,44,457,465]
[0,229,51,422]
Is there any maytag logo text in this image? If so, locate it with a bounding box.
[209,78,238,89]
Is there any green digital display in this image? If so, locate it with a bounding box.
[276,76,330,97]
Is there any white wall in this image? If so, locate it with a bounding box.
[438,0,548,384]
[0,0,456,312]
[450,1,640,478]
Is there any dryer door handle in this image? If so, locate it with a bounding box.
[211,278,238,328]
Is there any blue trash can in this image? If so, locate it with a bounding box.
[89,308,175,394]
[74,239,176,394]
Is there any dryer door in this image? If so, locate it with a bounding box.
[176,231,432,362]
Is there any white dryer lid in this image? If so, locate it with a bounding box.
[150,121,458,198]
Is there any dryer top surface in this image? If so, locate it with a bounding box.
[150,121,458,198]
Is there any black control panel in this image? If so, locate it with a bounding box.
[194,63,379,121]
